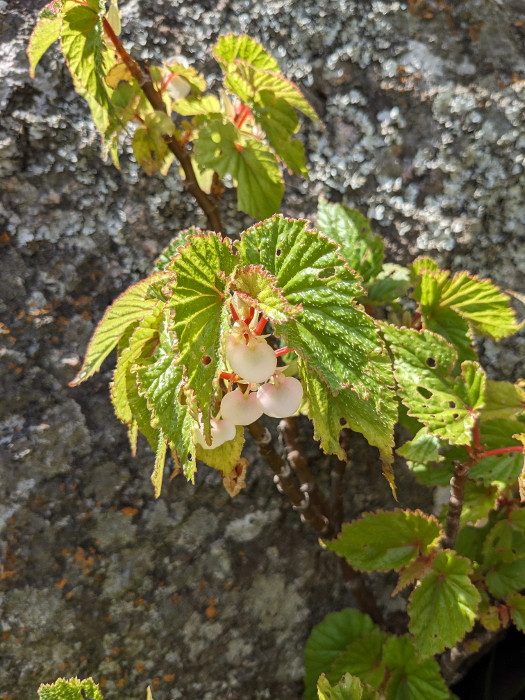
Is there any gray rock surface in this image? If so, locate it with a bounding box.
[0,0,524,698]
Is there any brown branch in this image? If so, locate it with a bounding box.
[340,560,384,626]
[442,461,471,550]
[279,417,332,525]
[102,18,225,234]
[247,421,329,535]
[330,456,346,536]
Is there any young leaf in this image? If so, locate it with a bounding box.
[408,550,480,657]
[38,678,103,700]
[382,325,486,445]
[251,91,308,176]
[480,380,525,422]
[304,609,378,700]
[28,11,61,78]
[325,510,442,572]
[317,200,384,284]
[155,229,200,271]
[412,259,522,347]
[486,560,525,599]
[317,673,379,700]
[70,272,172,385]
[397,427,444,465]
[193,116,284,219]
[224,60,319,123]
[166,233,237,435]
[132,111,176,176]
[366,264,411,306]
[60,1,114,110]
[231,265,302,325]
[214,34,280,73]
[383,636,448,700]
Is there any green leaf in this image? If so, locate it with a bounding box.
[455,521,492,563]
[325,510,442,572]
[397,428,444,465]
[70,273,172,385]
[482,509,525,567]
[110,303,164,426]
[382,325,486,445]
[133,320,196,482]
[329,630,388,690]
[366,264,411,306]
[214,34,280,73]
[317,200,384,284]
[486,559,525,599]
[383,636,448,700]
[317,673,379,700]
[480,380,525,422]
[172,94,221,116]
[165,62,206,95]
[237,216,392,402]
[304,609,378,700]
[302,367,396,482]
[28,13,61,78]
[166,232,237,436]
[231,265,302,325]
[195,425,245,476]
[60,3,113,110]
[506,593,525,632]
[412,260,522,343]
[155,229,200,271]
[194,116,284,218]
[408,550,480,657]
[252,91,308,176]
[38,677,103,700]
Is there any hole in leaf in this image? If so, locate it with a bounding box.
[187,452,192,462]
[449,400,456,408]
[339,417,347,426]
[361,227,367,234]
[276,248,282,257]
[426,357,437,368]
[318,267,336,280]
[202,355,211,365]
[417,386,432,399]
[453,413,459,419]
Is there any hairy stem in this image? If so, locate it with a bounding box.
[442,461,471,549]
[102,18,225,234]
[330,455,346,536]
[279,417,332,527]
[247,421,329,535]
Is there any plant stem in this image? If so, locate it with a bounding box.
[339,559,384,626]
[480,446,523,458]
[102,18,225,234]
[279,417,332,527]
[247,421,329,535]
[330,455,346,536]
[442,461,471,549]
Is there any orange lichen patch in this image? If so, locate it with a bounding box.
[0,231,11,244]
[73,295,91,307]
[468,22,483,41]
[121,506,138,516]
[199,580,206,591]
[163,674,175,683]
[99,677,107,688]
[172,594,182,605]
[73,546,96,574]
[136,662,146,674]
[81,310,92,321]
[134,595,145,607]
[151,678,160,691]
[55,577,67,589]
[2,631,11,642]
[205,598,217,619]
[0,321,11,332]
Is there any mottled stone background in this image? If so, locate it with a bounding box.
[0,0,524,698]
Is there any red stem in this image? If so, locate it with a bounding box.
[472,418,481,450]
[479,446,523,458]
[274,346,291,357]
[234,104,251,129]
[254,315,268,335]
[230,305,240,324]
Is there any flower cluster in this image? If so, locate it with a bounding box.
[195,301,303,450]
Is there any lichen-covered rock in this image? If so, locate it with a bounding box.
[0,0,523,698]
